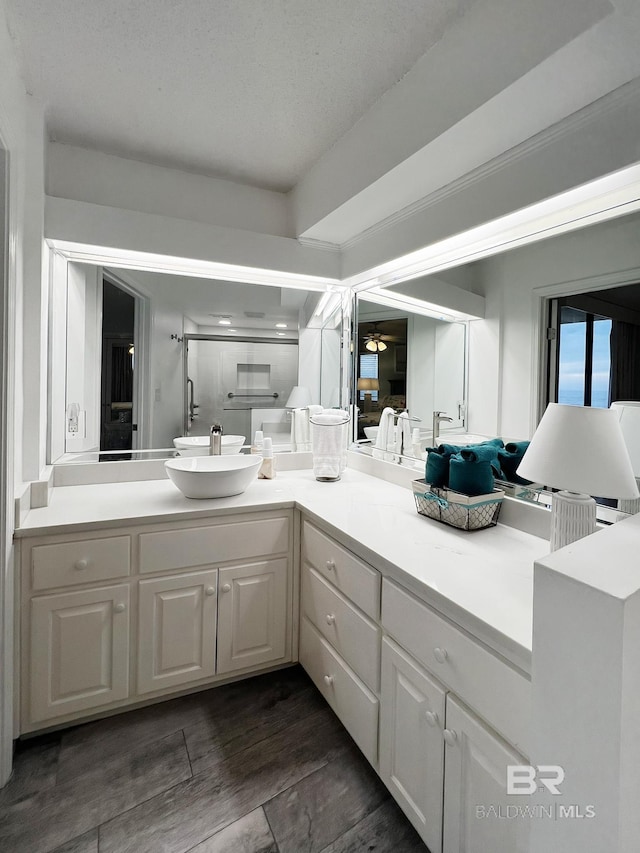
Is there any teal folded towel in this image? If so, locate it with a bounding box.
[425,448,450,488]
[449,449,496,496]
[498,441,532,485]
[427,439,505,488]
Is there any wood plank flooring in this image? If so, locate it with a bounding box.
[0,667,429,853]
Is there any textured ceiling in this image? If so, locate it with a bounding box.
[6,0,474,192]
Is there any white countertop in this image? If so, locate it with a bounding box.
[16,468,548,673]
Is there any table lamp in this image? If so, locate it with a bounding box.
[610,401,640,514]
[285,386,312,409]
[517,403,639,551]
[357,378,379,413]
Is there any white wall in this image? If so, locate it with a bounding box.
[468,213,640,439]
[0,0,46,785]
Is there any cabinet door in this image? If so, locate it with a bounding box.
[217,558,288,674]
[380,637,446,853]
[443,696,529,853]
[30,584,130,723]
[137,569,218,694]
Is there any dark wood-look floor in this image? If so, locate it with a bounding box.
[0,667,429,853]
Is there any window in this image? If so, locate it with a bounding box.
[556,306,611,408]
[359,353,379,401]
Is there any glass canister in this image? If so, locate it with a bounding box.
[310,410,350,481]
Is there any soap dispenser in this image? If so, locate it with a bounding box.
[251,430,264,454]
[259,437,275,479]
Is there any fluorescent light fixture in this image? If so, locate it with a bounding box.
[346,163,640,294]
[218,319,231,325]
[47,240,343,294]
[312,289,335,318]
[275,323,288,328]
[361,288,461,322]
[276,332,286,336]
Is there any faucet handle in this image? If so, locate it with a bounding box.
[210,423,223,434]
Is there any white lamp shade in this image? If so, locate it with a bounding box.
[285,385,312,408]
[610,401,640,476]
[517,403,639,499]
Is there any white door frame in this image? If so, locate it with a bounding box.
[0,138,14,786]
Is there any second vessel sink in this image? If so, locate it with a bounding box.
[165,454,262,499]
[173,435,245,456]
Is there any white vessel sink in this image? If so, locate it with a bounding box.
[173,435,245,456]
[165,454,262,499]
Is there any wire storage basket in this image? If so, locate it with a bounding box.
[412,479,504,531]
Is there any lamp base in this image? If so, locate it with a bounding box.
[618,477,640,515]
[550,491,597,552]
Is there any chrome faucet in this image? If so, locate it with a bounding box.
[209,423,223,455]
[432,410,453,443]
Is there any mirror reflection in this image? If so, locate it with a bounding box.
[59,263,344,461]
[354,295,467,455]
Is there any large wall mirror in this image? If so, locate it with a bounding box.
[53,261,346,463]
[353,292,467,456]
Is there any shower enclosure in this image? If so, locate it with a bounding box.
[183,334,299,446]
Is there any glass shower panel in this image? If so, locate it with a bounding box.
[185,338,298,443]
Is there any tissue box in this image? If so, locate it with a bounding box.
[412,479,504,531]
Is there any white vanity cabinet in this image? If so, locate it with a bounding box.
[380,578,530,853]
[379,636,446,853]
[217,558,288,674]
[19,510,294,731]
[137,568,219,694]
[30,583,131,723]
[299,520,381,765]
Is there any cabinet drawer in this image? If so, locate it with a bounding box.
[382,579,530,755]
[302,565,380,692]
[300,617,379,766]
[31,536,131,591]
[139,515,290,573]
[302,521,380,619]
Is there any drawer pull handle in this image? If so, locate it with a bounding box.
[222,583,232,593]
[205,586,216,596]
[433,647,448,664]
[325,614,336,625]
[74,559,89,570]
[323,674,334,687]
[326,560,336,571]
[443,728,457,746]
[425,710,439,727]
[114,603,126,613]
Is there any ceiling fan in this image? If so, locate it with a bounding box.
[362,322,399,352]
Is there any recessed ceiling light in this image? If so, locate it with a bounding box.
[275,323,287,328]
[218,319,231,326]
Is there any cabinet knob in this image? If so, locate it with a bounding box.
[222,583,232,593]
[74,558,89,570]
[425,710,439,727]
[325,613,336,625]
[323,674,334,687]
[325,559,336,571]
[443,728,458,746]
[205,586,215,596]
[433,647,448,664]
[114,602,126,613]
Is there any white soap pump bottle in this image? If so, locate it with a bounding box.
[259,437,275,479]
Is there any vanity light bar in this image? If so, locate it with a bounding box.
[362,288,463,323]
[347,163,640,295]
[48,240,344,295]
